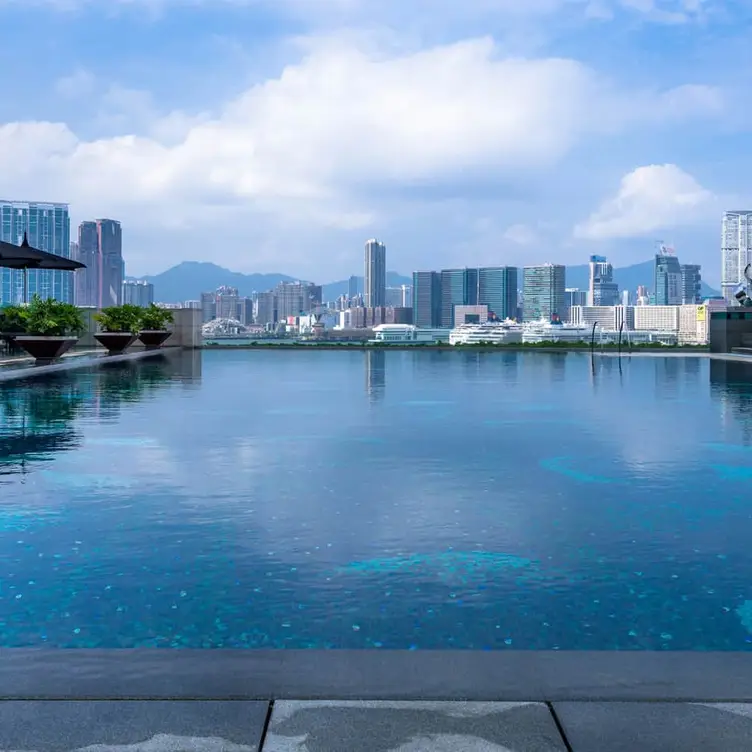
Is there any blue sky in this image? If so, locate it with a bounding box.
[0,0,749,284]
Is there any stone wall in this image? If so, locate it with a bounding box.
[76,306,203,350]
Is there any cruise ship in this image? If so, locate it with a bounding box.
[449,321,522,345]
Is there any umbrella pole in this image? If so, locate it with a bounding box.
[23,268,28,304]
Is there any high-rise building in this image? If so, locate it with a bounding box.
[348,275,359,299]
[588,255,619,306]
[412,271,442,328]
[655,251,682,305]
[364,239,386,307]
[274,281,319,320]
[722,211,752,303]
[0,200,72,304]
[216,286,240,319]
[566,288,588,311]
[200,291,216,323]
[440,268,478,327]
[122,279,154,307]
[255,291,276,326]
[478,266,517,321]
[523,264,566,322]
[75,218,123,307]
[680,264,702,304]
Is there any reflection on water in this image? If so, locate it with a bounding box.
[2,351,752,650]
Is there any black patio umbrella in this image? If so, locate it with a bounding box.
[0,232,86,303]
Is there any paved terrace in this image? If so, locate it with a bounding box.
[2,651,752,750]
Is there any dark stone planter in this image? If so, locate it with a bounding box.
[14,336,78,364]
[95,332,137,355]
[138,330,172,350]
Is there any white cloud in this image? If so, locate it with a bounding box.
[54,68,97,99]
[574,163,716,241]
[502,224,539,246]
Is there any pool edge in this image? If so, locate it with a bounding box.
[2,650,752,702]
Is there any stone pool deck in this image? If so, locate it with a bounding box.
[3,651,752,750]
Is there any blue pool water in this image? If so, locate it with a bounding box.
[2,349,752,650]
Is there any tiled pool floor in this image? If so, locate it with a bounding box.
[3,700,752,750]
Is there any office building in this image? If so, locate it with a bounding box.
[386,285,411,308]
[680,264,702,304]
[588,255,619,306]
[0,200,72,304]
[454,305,489,325]
[621,289,630,307]
[75,218,123,308]
[122,279,154,307]
[478,266,517,321]
[722,211,752,303]
[364,239,386,307]
[654,251,682,306]
[440,268,478,327]
[522,264,566,322]
[565,288,588,313]
[569,305,634,331]
[412,271,442,328]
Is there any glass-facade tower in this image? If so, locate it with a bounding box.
[0,201,72,305]
[655,253,682,305]
[440,268,478,327]
[412,271,442,327]
[478,266,518,321]
[522,264,566,322]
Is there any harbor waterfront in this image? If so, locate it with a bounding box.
[1,348,751,650]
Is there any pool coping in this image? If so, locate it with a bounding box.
[0,348,172,383]
[2,650,752,702]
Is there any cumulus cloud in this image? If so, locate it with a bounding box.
[573,164,716,241]
[0,37,724,273]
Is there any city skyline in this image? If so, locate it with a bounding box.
[0,2,746,282]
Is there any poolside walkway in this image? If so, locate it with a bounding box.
[2,699,752,750]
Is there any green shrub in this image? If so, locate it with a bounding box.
[138,304,174,330]
[95,304,143,333]
[24,296,85,336]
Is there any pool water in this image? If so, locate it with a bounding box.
[1,349,752,650]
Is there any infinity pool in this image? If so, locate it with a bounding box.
[1,349,752,650]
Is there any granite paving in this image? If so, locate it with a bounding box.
[554,701,752,752]
[262,701,567,751]
[0,700,269,751]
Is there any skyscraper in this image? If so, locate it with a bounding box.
[654,251,682,305]
[364,239,386,307]
[478,266,517,321]
[722,211,752,303]
[440,268,478,327]
[522,264,566,322]
[588,255,619,306]
[680,264,702,304]
[122,279,154,307]
[0,200,72,305]
[75,219,123,308]
[412,271,442,327]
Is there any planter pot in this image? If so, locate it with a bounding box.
[14,336,78,364]
[138,330,172,349]
[95,332,137,355]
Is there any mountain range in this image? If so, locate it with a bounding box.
[137,260,720,303]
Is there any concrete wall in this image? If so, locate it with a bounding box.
[709,310,752,353]
[75,306,203,350]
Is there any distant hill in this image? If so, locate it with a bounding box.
[136,262,412,303]
[135,260,719,303]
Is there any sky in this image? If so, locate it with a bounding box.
[0,0,750,284]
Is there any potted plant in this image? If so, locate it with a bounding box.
[94,304,142,354]
[0,304,28,355]
[14,296,85,364]
[137,304,174,349]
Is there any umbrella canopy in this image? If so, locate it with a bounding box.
[0,232,85,271]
